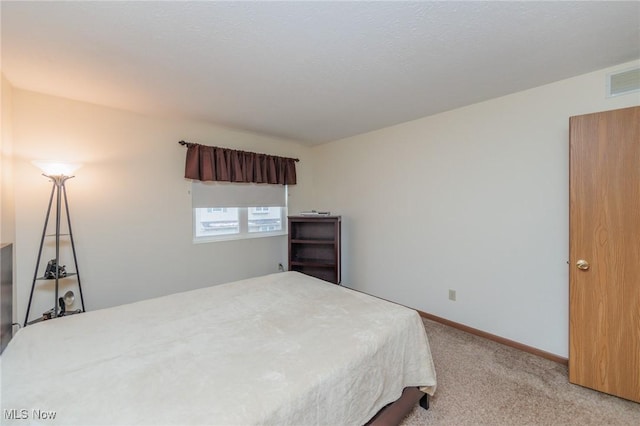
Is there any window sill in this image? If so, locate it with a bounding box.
[193,230,287,244]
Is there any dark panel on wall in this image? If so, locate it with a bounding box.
[1,243,13,354]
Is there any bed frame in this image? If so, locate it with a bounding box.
[368,387,429,425]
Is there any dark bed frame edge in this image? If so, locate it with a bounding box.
[366,387,429,426]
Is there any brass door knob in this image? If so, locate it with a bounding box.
[576,259,590,270]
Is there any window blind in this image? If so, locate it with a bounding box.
[192,181,286,208]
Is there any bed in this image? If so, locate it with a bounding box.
[1,271,436,425]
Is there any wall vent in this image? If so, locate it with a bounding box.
[607,67,640,97]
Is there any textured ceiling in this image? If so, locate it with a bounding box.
[2,1,639,145]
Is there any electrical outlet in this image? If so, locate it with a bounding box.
[448,289,456,301]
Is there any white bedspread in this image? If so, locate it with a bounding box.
[1,272,436,425]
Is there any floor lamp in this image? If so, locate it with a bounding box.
[24,162,86,326]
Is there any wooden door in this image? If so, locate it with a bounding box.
[569,106,640,403]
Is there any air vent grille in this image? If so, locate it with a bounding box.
[607,67,640,97]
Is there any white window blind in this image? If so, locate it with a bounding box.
[192,182,286,208]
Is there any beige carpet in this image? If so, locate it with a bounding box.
[400,319,640,425]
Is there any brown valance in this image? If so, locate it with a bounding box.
[179,141,298,185]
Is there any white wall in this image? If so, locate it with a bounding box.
[10,89,313,323]
[1,74,15,245]
[311,60,640,357]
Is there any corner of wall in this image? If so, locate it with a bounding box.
[1,73,16,245]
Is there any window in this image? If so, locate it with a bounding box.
[195,207,240,237]
[248,207,283,233]
[192,182,287,242]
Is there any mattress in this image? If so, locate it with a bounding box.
[0,271,436,425]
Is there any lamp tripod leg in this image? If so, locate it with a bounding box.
[24,182,56,326]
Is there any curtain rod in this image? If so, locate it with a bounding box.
[178,140,299,162]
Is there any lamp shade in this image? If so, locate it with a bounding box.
[32,161,82,177]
